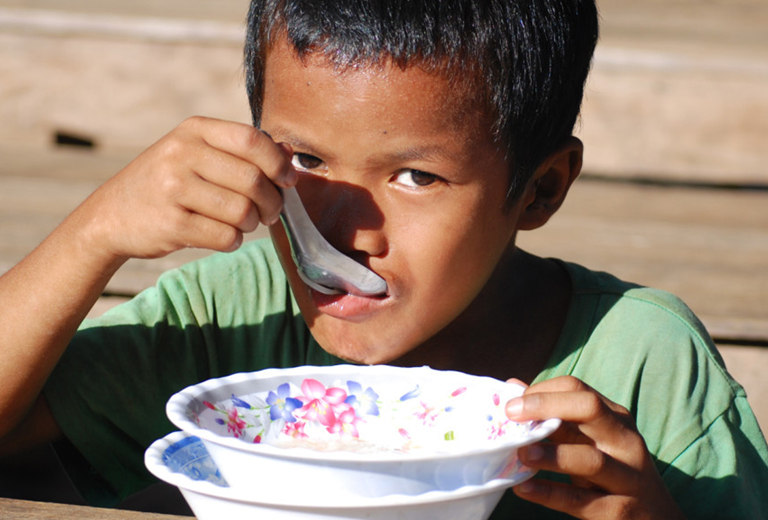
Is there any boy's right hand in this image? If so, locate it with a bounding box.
[76,116,297,262]
[2,116,299,450]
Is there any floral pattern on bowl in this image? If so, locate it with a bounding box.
[192,375,529,453]
[166,366,561,498]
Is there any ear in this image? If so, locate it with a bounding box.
[517,137,583,231]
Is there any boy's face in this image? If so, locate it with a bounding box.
[262,38,531,364]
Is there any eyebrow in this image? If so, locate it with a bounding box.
[382,145,457,163]
[275,132,322,155]
[272,127,460,166]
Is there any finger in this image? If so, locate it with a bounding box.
[184,151,284,226]
[514,478,608,519]
[175,174,262,232]
[525,376,629,416]
[181,116,296,188]
[511,391,639,455]
[518,442,639,495]
[546,421,594,446]
[523,375,599,397]
[174,211,244,253]
[505,375,588,421]
[506,378,636,450]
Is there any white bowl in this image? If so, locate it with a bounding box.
[145,431,518,520]
[166,364,559,500]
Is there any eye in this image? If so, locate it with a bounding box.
[391,169,439,188]
[291,153,324,172]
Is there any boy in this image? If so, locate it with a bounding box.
[1,0,766,518]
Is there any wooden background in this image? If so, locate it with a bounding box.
[1,0,766,463]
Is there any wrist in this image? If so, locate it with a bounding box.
[64,197,130,276]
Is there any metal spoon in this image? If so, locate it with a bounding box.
[278,186,388,296]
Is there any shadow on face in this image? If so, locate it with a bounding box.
[296,175,385,260]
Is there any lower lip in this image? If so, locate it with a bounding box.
[311,290,390,320]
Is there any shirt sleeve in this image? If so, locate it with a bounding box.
[662,394,768,519]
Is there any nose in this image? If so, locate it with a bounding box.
[297,177,387,261]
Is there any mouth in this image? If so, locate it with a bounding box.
[294,264,387,298]
[310,287,391,321]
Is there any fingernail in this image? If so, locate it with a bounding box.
[229,233,243,251]
[506,397,523,418]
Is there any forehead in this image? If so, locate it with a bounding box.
[261,37,494,141]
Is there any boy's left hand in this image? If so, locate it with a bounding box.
[505,376,686,520]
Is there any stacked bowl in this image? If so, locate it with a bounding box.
[145,365,560,519]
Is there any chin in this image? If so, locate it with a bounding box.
[323,344,396,366]
[316,329,414,366]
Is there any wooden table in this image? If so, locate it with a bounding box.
[0,497,192,519]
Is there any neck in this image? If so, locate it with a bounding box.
[393,247,571,383]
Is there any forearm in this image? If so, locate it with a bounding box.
[0,205,126,440]
[0,118,293,442]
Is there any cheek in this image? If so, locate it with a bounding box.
[394,209,505,303]
[399,191,512,261]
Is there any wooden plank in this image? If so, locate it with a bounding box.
[718,344,768,434]
[0,30,249,153]
[577,0,768,185]
[0,497,191,519]
[517,178,768,343]
[1,1,766,184]
[0,0,247,23]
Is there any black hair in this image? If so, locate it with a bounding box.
[244,0,598,199]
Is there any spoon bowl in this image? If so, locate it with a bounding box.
[279,187,387,296]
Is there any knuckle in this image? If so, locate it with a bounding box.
[242,129,291,176]
[626,434,649,459]
[613,403,633,423]
[560,375,588,392]
[580,392,605,421]
[584,449,608,478]
[561,375,582,388]
[154,135,189,164]
[243,165,269,195]
[158,169,186,198]
[239,126,266,151]
[232,199,257,229]
[214,226,241,250]
[180,115,206,130]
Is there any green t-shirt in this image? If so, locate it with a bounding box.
[44,239,768,517]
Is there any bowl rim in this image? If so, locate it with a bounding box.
[145,431,526,509]
[165,364,561,462]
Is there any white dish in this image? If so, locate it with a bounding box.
[166,364,560,500]
[145,431,520,520]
